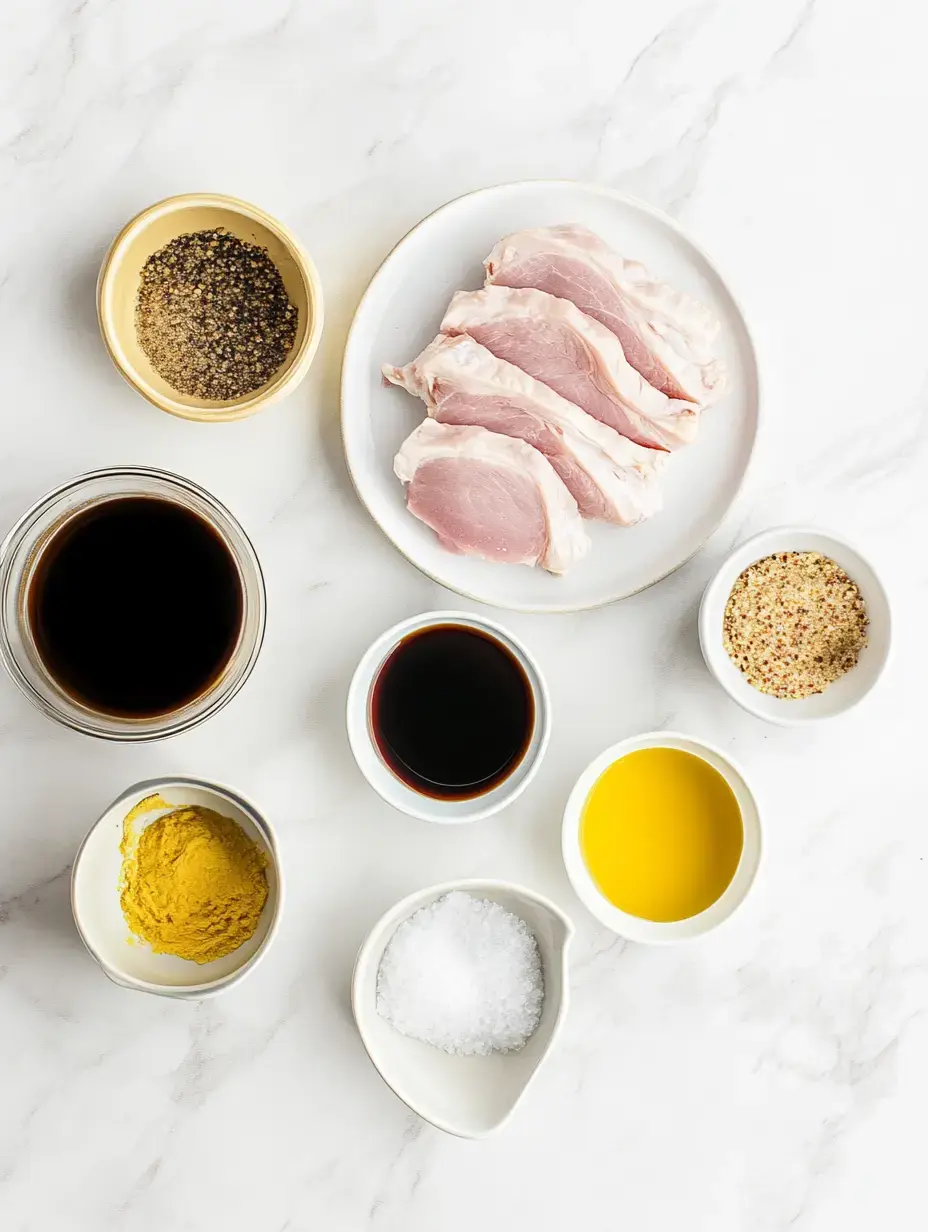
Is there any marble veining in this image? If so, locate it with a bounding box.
[1,0,926,1228]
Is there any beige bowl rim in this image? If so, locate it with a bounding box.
[97,192,324,422]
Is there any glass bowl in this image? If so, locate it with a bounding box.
[0,466,265,741]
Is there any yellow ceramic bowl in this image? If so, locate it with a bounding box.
[97,193,324,422]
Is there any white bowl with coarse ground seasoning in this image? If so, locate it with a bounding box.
[699,527,891,725]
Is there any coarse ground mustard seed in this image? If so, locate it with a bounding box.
[722,551,868,699]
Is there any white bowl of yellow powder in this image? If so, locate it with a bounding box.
[699,526,891,725]
[72,777,283,997]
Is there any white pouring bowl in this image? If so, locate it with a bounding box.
[562,732,762,943]
[352,879,574,1138]
[699,526,891,725]
[346,611,551,823]
[71,777,283,998]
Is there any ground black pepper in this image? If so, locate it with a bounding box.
[135,228,298,401]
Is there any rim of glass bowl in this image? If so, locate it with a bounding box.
[0,466,266,741]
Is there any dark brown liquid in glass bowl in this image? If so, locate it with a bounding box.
[27,497,243,717]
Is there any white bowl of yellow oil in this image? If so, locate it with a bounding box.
[562,732,761,942]
[72,777,283,997]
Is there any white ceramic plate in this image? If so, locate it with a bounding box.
[341,181,760,612]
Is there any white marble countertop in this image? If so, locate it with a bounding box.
[1,1,925,1228]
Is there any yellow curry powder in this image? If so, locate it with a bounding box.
[120,803,269,964]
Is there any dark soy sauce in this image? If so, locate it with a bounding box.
[370,624,534,800]
[28,497,243,717]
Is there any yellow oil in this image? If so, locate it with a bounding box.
[580,747,743,923]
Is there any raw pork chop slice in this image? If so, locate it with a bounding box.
[441,286,698,451]
[485,225,726,406]
[384,334,663,525]
[393,419,590,574]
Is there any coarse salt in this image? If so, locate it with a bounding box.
[375,891,544,1056]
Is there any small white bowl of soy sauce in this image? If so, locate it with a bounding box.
[347,611,550,823]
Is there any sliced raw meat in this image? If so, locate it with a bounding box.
[384,334,663,525]
[441,286,698,451]
[393,419,590,574]
[485,225,726,406]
